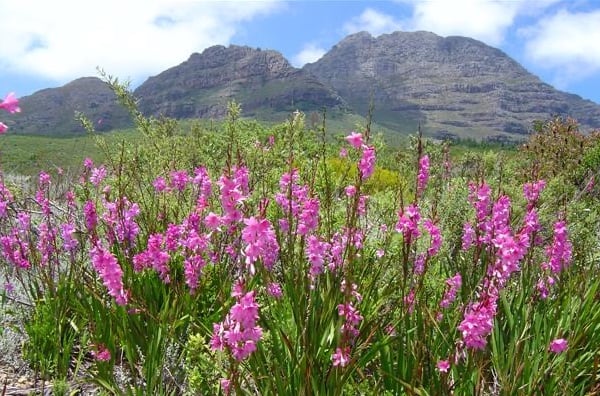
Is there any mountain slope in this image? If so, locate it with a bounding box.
[303,31,600,139]
[134,45,346,120]
[3,77,131,136]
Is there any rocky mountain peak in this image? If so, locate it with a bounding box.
[304,30,600,138]
[134,44,345,119]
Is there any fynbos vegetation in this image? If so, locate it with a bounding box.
[1,80,599,395]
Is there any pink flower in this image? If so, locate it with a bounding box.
[133,233,171,280]
[193,167,212,197]
[332,346,351,367]
[267,282,283,299]
[0,122,7,134]
[83,158,94,169]
[169,170,189,191]
[305,235,330,278]
[220,378,231,394]
[585,175,595,192]
[440,273,462,309]
[345,132,363,149]
[153,176,168,192]
[436,359,450,373]
[92,346,111,362]
[546,220,572,274]
[417,155,429,196]
[0,92,20,114]
[358,145,376,180]
[462,222,476,250]
[3,282,14,294]
[83,200,98,233]
[469,182,492,223]
[218,173,246,226]
[345,185,356,197]
[549,338,568,354]
[423,219,441,256]
[458,290,498,350]
[90,167,107,186]
[210,289,263,361]
[90,245,128,305]
[396,204,421,240]
[242,216,279,272]
[204,212,221,230]
[339,147,348,158]
[61,223,79,252]
[523,180,546,208]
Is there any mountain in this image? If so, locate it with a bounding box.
[3,77,131,136]
[134,45,346,120]
[303,31,600,140]
[6,32,600,140]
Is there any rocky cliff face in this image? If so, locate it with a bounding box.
[134,45,346,119]
[3,77,131,135]
[303,31,600,139]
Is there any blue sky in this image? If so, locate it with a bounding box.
[1,0,600,104]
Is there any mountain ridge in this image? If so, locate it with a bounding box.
[5,30,600,140]
[304,31,600,139]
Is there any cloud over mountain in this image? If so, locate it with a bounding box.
[0,0,281,84]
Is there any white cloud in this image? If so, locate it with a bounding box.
[343,8,403,36]
[0,0,282,85]
[292,43,326,67]
[405,0,561,46]
[523,9,600,87]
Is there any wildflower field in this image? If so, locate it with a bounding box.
[1,79,600,395]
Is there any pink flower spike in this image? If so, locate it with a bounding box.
[417,155,430,196]
[0,92,20,114]
[0,122,7,134]
[436,359,450,373]
[345,132,363,149]
[549,338,568,354]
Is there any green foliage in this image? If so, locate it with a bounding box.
[23,277,86,380]
[2,76,599,396]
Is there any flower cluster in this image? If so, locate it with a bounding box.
[90,245,128,305]
[275,169,320,235]
[241,216,279,273]
[210,286,263,361]
[440,273,462,309]
[537,220,572,299]
[345,132,376,180]
[333,282,363,367]
[305,235,331,279]
[523,180,546,209]
[458,180,564,350]
[102,197,141,245]
[0,92,20,133]
[218,166,248,228]
[458,286,498,350]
